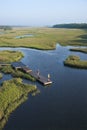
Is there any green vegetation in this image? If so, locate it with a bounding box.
[0,50,35,81]
[1,26,87,129]
[0,45,37,130]
[53,23,87,29]
[0,27,87,49]
[12,69,35,81]
[0,65,35,81]
[32,89,40,96]
[0,73,3,79]
[64,55,87,69]
[0,50,24,63]
[70,48,87,53]
[0,78,37,129]
[0,65,14,74]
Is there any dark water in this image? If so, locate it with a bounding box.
[1,44,87,130]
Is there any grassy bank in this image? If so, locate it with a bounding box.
[0,78,37,130]
[64,55,87,69]
[70,48,87,53]
[0,28,87,50]
[0,50,24,63]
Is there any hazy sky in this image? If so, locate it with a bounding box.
[0,0,87,26]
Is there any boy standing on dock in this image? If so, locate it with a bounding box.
[37,69,40,79]
[48,74,50,81]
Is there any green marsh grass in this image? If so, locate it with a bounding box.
[0,28,87,49]
[0,78,37,129]
[0,73,3,79]
[0,50,24,63]
[64,55,87,69]
[0,65,35,81]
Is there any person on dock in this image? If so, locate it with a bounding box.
[48,74,50,81]
[37,69,40,79]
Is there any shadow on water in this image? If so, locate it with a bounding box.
[1,44,87,130]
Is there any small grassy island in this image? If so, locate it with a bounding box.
[64,55,87,69]
[0,78,37,129]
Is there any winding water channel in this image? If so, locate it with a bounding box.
[1,44,87,130]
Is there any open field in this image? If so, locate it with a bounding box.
[0,27,87,49]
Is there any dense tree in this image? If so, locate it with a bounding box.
[0,26,12,30]
[53,23,87,29]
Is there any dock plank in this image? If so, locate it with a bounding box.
[30,71,52,85]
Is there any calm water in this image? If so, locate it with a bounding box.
[15,34,34,39]
[0,32,6,35]
[1,44,87,130]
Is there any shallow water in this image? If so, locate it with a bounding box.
[1,44,87,130]
[0,32,6,35]
[15,34,34,39]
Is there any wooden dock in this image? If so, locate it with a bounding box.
[11,62,52,85]
[30,71,52,85]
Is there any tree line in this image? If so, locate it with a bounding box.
[52,23,87,29]
[0,26,12,30]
